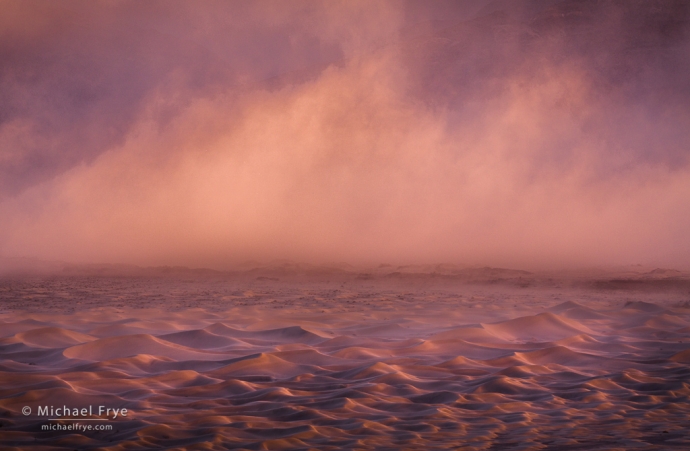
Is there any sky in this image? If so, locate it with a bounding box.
[1,0,689,270]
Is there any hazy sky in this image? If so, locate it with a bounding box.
[1,0,689,270]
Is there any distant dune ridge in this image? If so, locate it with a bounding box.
[1,272,690,449]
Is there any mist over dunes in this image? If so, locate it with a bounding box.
[2,3,690,448]
[1,0,690,270]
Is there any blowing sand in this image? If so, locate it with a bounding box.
[1,268,689,450]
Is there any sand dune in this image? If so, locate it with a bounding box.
[1,275,689,449]
[63,334,224,361]
[159,329,250,349]
[481,312,595,342]
[15,327,96,348]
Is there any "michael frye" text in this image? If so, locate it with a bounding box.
[36,405,128,419]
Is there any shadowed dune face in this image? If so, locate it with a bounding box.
[1,275,690,449]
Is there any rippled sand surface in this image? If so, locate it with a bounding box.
[1,270,690,450]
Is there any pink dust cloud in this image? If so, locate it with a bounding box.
[1,0,689,271]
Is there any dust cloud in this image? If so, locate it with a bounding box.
[1,0,689,270]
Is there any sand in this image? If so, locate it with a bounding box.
[1,269,689,450]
